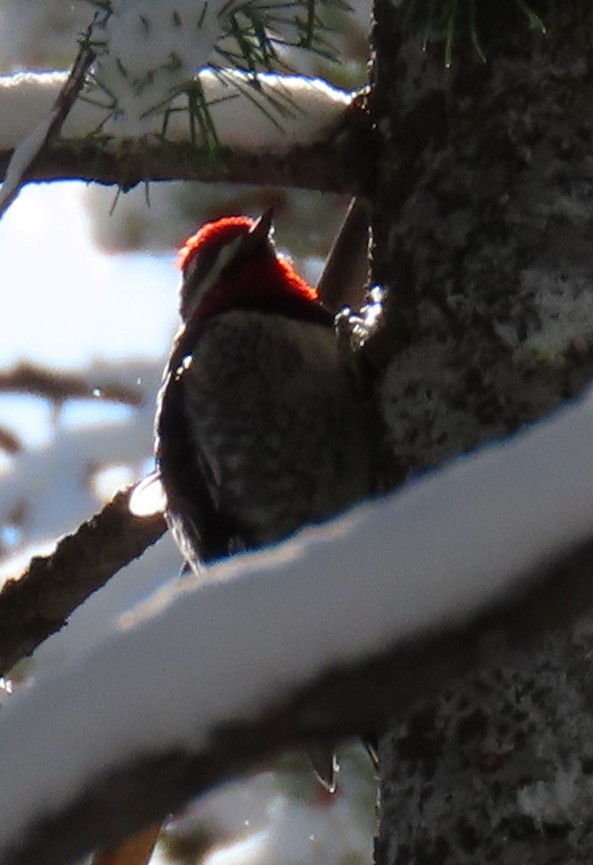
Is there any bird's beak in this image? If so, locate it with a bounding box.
[250,208,274,240]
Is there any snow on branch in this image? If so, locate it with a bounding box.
[0,486,165,676]
[90,0,345,139]
[0,18,98,216]
[0,71,364,192]
[3,386,593,864]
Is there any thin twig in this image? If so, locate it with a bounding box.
[0,18,98,218]
[0,363,144,407]
[0,427,21,454]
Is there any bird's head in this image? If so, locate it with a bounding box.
[177,210,321,323]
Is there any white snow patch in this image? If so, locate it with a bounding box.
[3,385,593,852]
[0,108,54,210]
[0,71,351,152]
[94,0,224,136]
[82,71,352,149]
[0,73,81,143]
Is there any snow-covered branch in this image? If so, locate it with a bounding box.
[0,72,366,192]
[0,19,97,215]
[0,487,166,676]
[3,385,593,864]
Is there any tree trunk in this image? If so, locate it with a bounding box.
[368,1,593,861]
[377,631,593,864]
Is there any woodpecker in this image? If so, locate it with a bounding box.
[155,211,376,789]
[156,210,375,570]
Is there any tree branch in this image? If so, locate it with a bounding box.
[0,74,372,193]
[0,22,97,216]
[0,427,21,454]
[0,363,144,407]
[2,368,593,859]
[0,131,369,194]
[3,527,593,865]
[0,487,166,675]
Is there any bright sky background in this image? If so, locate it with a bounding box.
[0,181,177,370]
[0,178,181,660]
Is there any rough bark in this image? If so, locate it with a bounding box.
[368,2,593,863]
[377,631,593,865]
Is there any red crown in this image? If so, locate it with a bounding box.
[177,216,254,272]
